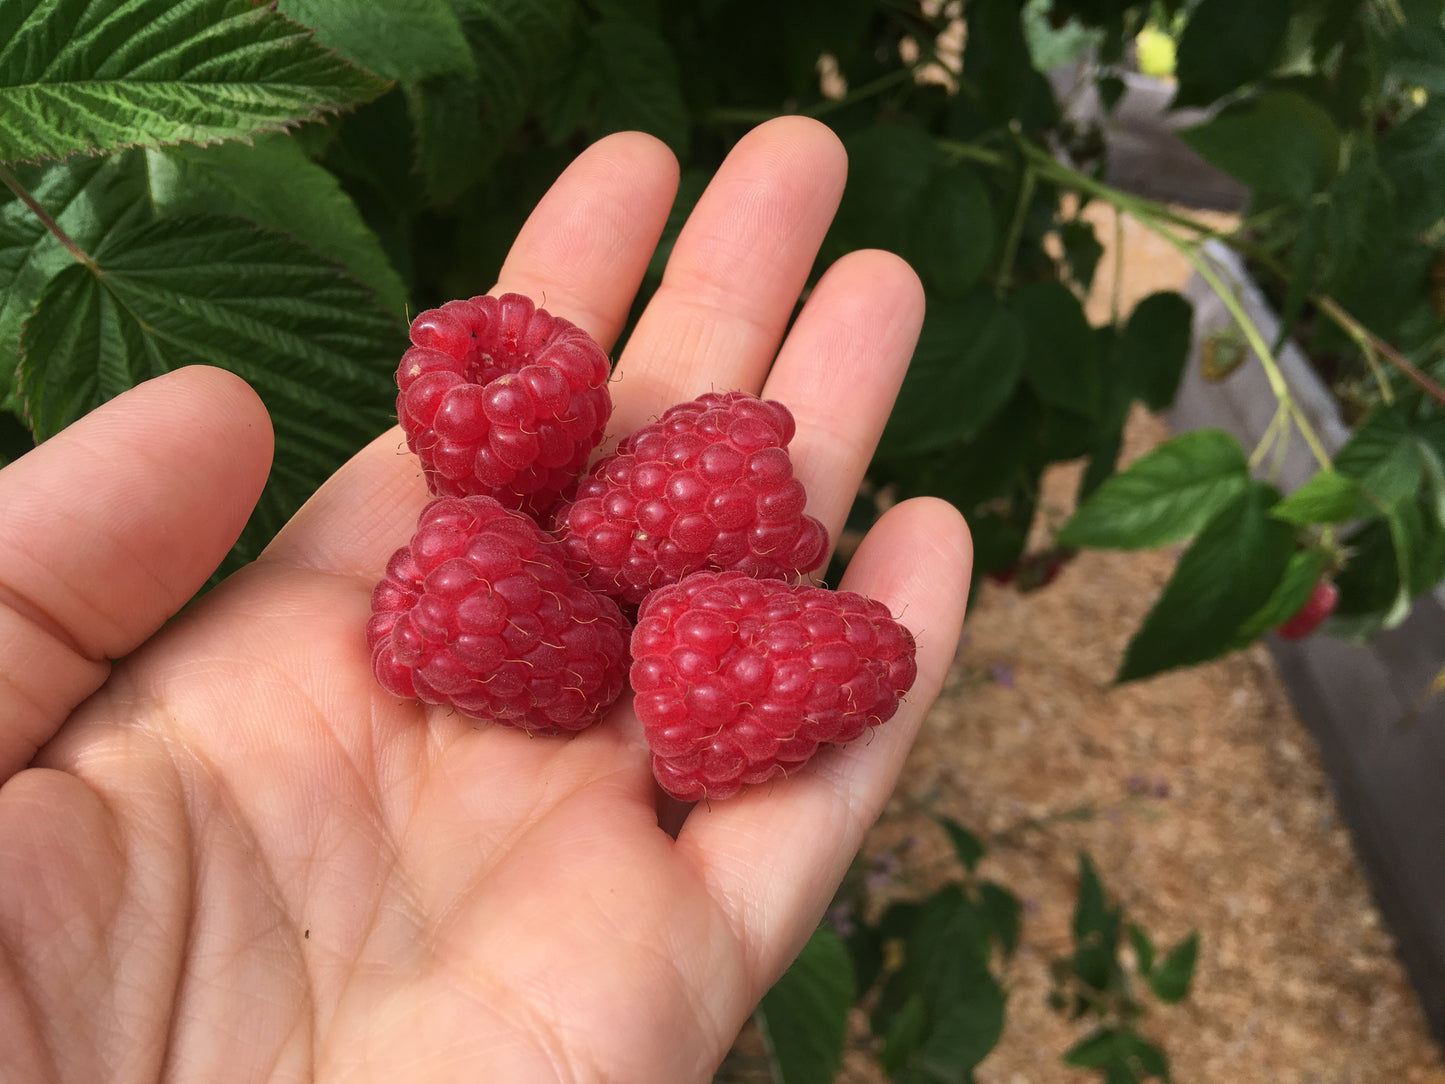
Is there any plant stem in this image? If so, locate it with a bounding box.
[934,136,1010,169]
[1017,139,1445,409]
[1178,238,1334,470]
[1021,145,1334,467]
[996,157,1036,295]
[0,164,97,272]
[807,66,917,119]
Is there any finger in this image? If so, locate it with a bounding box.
[0,366,273,779]
[608,115,848,438]
[675,497,973,989]
[497,130,681,350]
[261,130,681,578]
[760,248,925,555]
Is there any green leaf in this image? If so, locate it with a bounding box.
[1179,90,1341,203]
[1389,1,1445,92]
[407,0,577,204]
[907,164,995,299]
[1334,517,1405,624]
[1059,217,1104,294]
[1148,931,1199,1003]
[17,215,402,566]
[879,290,1026,459]
[1378,99,1445,235]
[875,886,1007,1077]
[1077,326,1129,500]
[939,817,985,872]
[961,0,1059,134]
[0,155,151,384]
[903,973,1006,1078]
[871,393,1040,520]
[830,125,943,258]
[538,15,689,157]
[1128,924,1155,976]
[1064,1026,1128,1069]
[276,0,473,81]
[967,482,1038,580]
[1174,0,1290,107]
[879,994,928,1076]
[145,136,409,320]
[1275,196,1328,353]
[1065,1027,1171,1079]
[756,926,854,1084]
[1390,499,1445,599]
[1118,292,1193,412]
[1117,481,1298,682]
[1270,470,1369,525]
[978,881,1022,959]
[1058,429,1251,550]
[1333,408,1424,509]
[1015,280,1100,418]
[0,0,388,164]
[1320,158,1396,298]
[1231,548,1328,646]
[907,886,993,991]
[1071,852,1120,992]
[1127,1034,1171,1079]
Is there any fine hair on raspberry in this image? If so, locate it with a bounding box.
[368,495,631,732]
[396,293,612,518]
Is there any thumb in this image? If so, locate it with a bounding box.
[0,366,273,780]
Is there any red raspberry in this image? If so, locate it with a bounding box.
[630,570,917,801]
[1275,580,1338,640]
[396,293,612,517]
[368,495,631,732]
[550,391,829,607]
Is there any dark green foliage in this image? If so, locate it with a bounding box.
[756,927,855,1084]
[814,822,1194,1083]
[1046,853,1197,1081]
[0,0,1441,700]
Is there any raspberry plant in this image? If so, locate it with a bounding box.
[3,0,1442,672]
[0,0,1436,1077]
[739,821,1197,1083]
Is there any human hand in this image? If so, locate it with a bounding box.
[0,116,972,1082]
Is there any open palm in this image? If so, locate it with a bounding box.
[0,117,972,1083]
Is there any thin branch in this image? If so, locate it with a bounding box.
[1314,294,1445,406]
[0,164,97,272]
[995,151,1036,295]
[1015,138,1445,409]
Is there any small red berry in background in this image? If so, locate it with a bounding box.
[1275,581,1339,640]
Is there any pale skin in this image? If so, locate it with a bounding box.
[0,117,973,1082]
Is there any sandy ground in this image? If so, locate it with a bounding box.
[719,208,1445,1082]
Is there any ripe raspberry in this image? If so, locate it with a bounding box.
[550,391,829,607]
[396,293,612,517]
[1275,580,1338,640]
[368,495,631,732]
[630,570,917,801]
